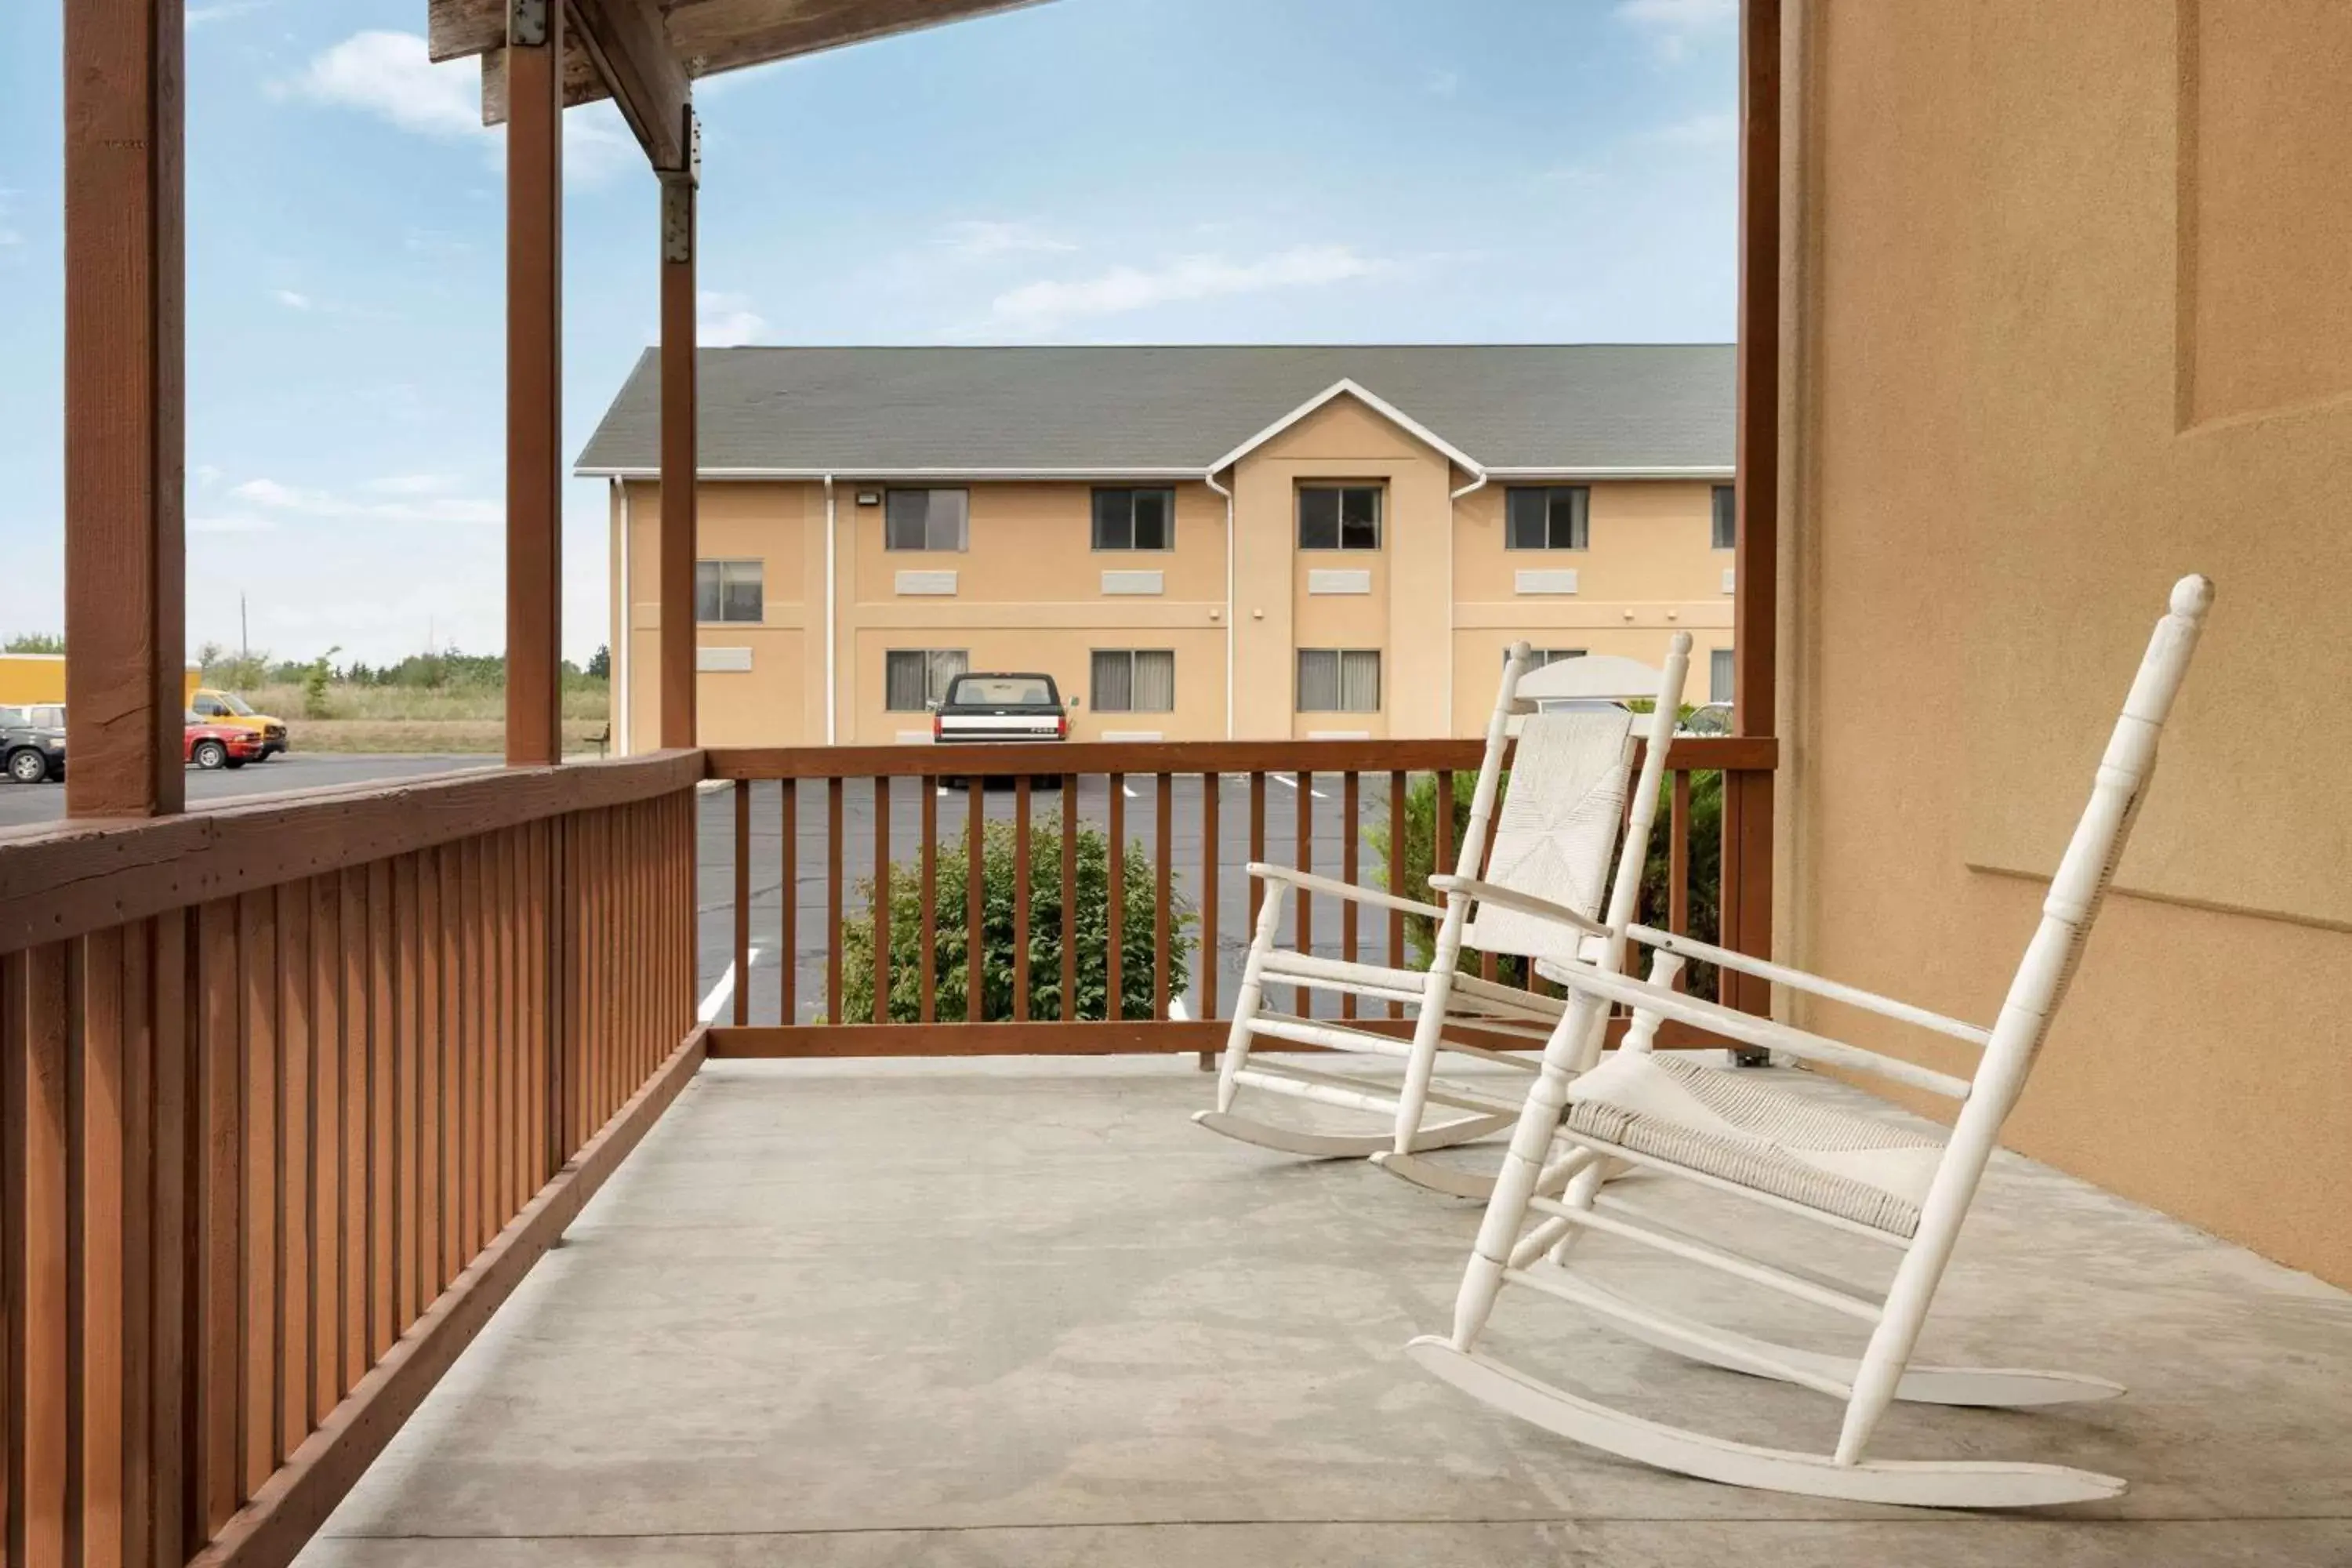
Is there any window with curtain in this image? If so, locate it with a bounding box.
[1091,649,1175,712]
[1504,485,1590,550]
[694,559,764,623]
[1297,485,1382,550]
[1711,485,1737,550]
[1297,648,1381,713]
[884,648,970,710]
[1504,646,1587,666]
[1711,647,1735,704]
[884,488,970,550]
[1091,488,1174,550]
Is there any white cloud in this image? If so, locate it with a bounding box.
[1642,110,1736,147]
[188,514,278,535]
[286,31,634,183]
[1615,0,1735,60]
[194,464,223,488]
[697,292,768,347]
[365,474,460,495]
[230,476,500,527]
[986,246,1387,332]
[187,0,270,27]
[273,288,312,310]
[939,220,1076,260]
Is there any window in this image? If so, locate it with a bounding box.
[1298,485,1381,550]
[1506,647,1586,666]
[946,673,1056,706]
[1297,648,1381,713]
[1091,488,1174,550]
[1711,648,1735,704]
[884,648,969,710]
[1711,485,1737,550]
[1505,485,1589,550]
[694,559,764,623]
[884,488,969,551]
[1091,649,1175,712]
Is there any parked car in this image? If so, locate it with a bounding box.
[190,686,289,759]
[931,672,1069,786]
[2,702,66,783]
[184,711,265,770]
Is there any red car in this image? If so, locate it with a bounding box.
[184,711,265,770]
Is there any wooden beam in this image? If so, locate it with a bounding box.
[1726,0,1781,1014]
[702,735,1781,781]
[658,162,699,749]
[573,0,691,169]
[506,0,565,768]
[64,0,186,818]
[183,1029,707,1568]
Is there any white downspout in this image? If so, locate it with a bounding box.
[1446,467,1487,735]
[1203,466,1235,739]
[615,479,632,754]
[823,474,838,745]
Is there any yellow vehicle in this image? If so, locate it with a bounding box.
[0,655,203,710]
[188,687,290,760]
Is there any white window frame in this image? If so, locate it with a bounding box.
[1504,485,1591,551]
[1710,647,1736,705]
[1711,485,1737,550]
[883,488,970,552]
[1297,648,1382,713]
[884,648,970,711]
[1091,648,1176,713]
[1091,488,1176,552]
[695,558,764,624]
[1297,485,1383,551]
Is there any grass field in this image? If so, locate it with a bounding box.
[242,681,613,755]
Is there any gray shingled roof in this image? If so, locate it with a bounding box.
[574,344,1733,476]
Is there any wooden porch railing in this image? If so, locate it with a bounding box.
[0,752,702,1568]
[703,735,1777,1060]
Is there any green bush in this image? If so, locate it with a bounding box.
[1367,759,1722,999]
[840,811,1194,1023]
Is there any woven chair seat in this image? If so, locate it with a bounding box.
[1563,1053,1944,1237]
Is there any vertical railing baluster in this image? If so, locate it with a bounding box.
[1106,773,1125,1023]
[1014,777,1033,1022]
[1294,768,1313,1014]
[1341,771,1359,1019]
[1154,772,1172,1022]
[1060,775,1078,1020]
[1670,768,1693,992]
[966,779,985,1022]
[920,774,938,1025]
[1247,773,1267,1018]
[779,779,797,1026]
[1388,770,1406,1017]
[826,777,844,1026]
[1200,771,1219,1035]
[732,781,750,1026]
[873,777,891,1025]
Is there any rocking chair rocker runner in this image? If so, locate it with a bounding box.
[1410,575,2214,1508]
[1196,634,1692,1197]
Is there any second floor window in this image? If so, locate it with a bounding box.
[1711,485,1737,550]
[1091,649,1175,713]
[1092,488,1174,550]
[1711,648,1736,704]
[885,648,970,711]
[1508,647,1587,666]
[695,559,764,623]
[1298,648,1381,713]
[1298,485,1381,550]
[884,488,969,551]
[1505,485,1589,550]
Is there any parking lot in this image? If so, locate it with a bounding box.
[0,753,495,831]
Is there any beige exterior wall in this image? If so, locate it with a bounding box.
[1784,2,2352,1285]
[610,392,1731,753]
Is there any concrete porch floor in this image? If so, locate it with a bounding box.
[297,1056,2352,1566]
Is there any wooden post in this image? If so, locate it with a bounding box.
[64,0,187,818]
[506,0,564,768]
[1726,0,1780,1029]
[657,114,699,749]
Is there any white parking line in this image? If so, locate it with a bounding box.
[1269,772,1330,800]
[1122,781,1139,799]
[1170,996,1191,1021]
[698,946,760,1023]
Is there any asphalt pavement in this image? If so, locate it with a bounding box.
[0,752,497,831]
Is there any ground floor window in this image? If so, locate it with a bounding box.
[1297,648,1381,713]
[1091,649,1175,712]
[1711,647,1735,704]
[1506,646,1587,666]
[884,648,969,710]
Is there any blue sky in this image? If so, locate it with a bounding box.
[0,0,1737,664]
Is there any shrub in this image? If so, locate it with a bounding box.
[1366,759,1722,999]
[840,811,1193,1023]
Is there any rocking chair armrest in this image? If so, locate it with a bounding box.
[1624,925,1992,1048]
[1426,874,1611,938]
[1246,862,1446,919]
[1544,958,1975,1100]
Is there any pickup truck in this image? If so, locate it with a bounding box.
[931,672,1068,783]
[2,702,67,784]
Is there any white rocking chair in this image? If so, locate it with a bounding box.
[1410,575,2213,1508]
[1196,634,1692,1198]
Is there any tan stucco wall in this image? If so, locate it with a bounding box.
[608,395,1733,751]
[1785,0,2352,1284]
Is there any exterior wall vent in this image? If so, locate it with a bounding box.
[1515,568,1580,596]
[895,570,958,596]
[695,646,753,673]
[1101,570,1165,596]
[1307,568,1373,595]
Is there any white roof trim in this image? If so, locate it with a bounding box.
[576,466,1208,481]
[1485,465,1734,481]
[1203,379,1484,477]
